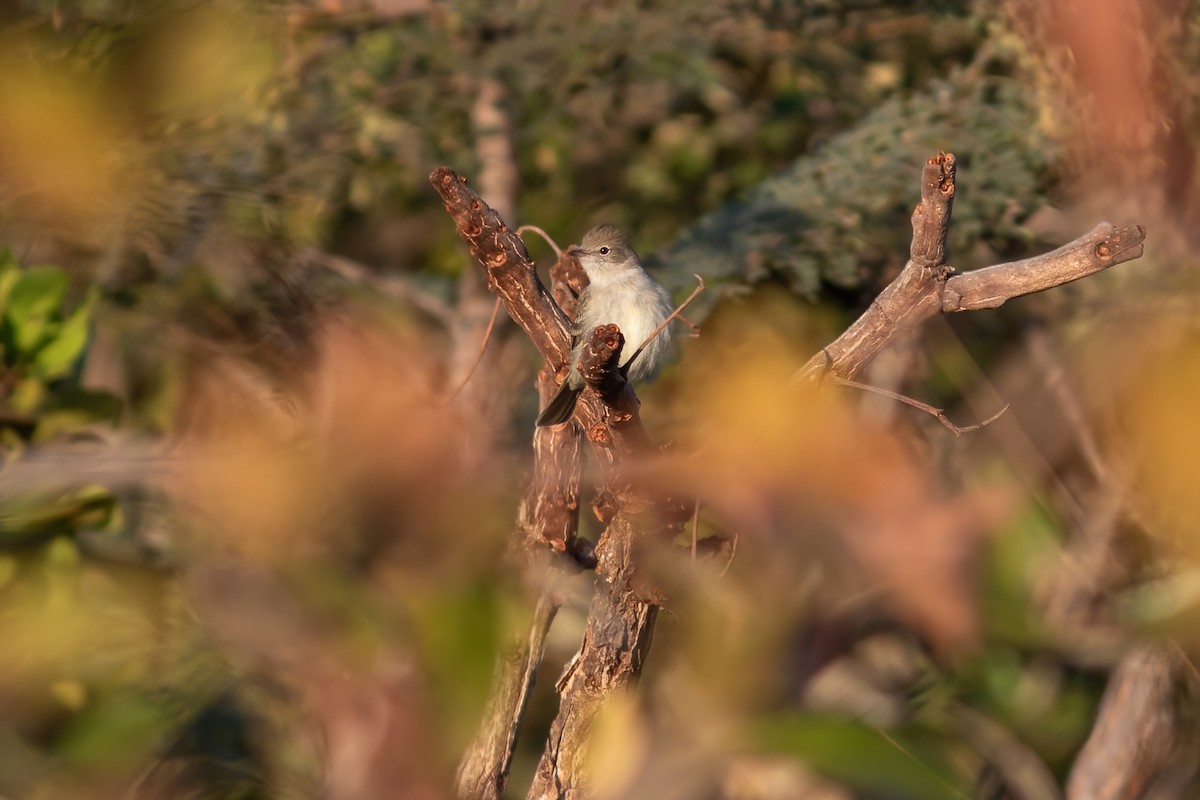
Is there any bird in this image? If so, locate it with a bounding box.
[536,224,674,427]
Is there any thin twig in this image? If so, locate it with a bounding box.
[719,531,738,578]
[1169,640,1200,685]
[833,375,1009,437]
[448,297,503,400]
[677,314,702,335]
[517,225,564,259]
[625,275,706,371]
[1024,327,1111,484]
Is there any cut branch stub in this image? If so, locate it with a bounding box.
[579,324,655,454]
[549,249,587,319]
[581,324,627,404]
[910,151,956,270]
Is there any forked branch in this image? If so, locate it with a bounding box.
[793,153,1146,384]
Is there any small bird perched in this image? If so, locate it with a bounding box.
[535,224,674,427]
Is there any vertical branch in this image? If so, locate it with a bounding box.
[524,247,590,562]
[456,593,561,800]
[527,512,660,800]
[433,169,673,800]
[456,248,588,800]
[526,322,674,799]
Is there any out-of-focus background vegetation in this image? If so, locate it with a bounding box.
[0,0,1197,797]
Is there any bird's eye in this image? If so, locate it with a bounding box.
[599,247,610,255]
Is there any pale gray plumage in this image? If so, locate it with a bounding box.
[536,224,673,427]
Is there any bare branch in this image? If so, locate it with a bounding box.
[792,154,1147,384]
[456,239,588,800]
[422,180,673,800]
[455,593,559,800]
[528,511,661,800]
[956,706,1063,800]
[677,314,702,335]
[943,223,1146,312]
[431,168,569,363]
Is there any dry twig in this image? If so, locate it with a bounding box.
[832,375,1009,437]
[518,225,564,259]
[447,297,502,400]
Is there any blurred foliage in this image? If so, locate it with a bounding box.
[0,251,122,547]
[0,254,117,437]
[657,53,1056,301]
[0,0,986,278]
[0,0,1195,798]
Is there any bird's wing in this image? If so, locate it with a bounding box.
[570,286,592,340]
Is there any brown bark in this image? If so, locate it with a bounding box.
[518,324,674,798]
[455,248,588,800]
[433,168,670,800]
[526,510,661,800]
[455,593,560,800]
[1067,646,1198,799]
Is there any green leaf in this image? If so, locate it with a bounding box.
[0,493,79,536]
[5,267,68,355]
[751,715,965,800]
[31,389,122,442]
[8,376,45,414]
[0,250,20,310]
[0,485,112,539]
[58,692,174,772]
[34,288,96,380]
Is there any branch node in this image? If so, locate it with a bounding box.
[587,423,612,446]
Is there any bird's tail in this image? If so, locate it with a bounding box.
[535,382,583,427]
